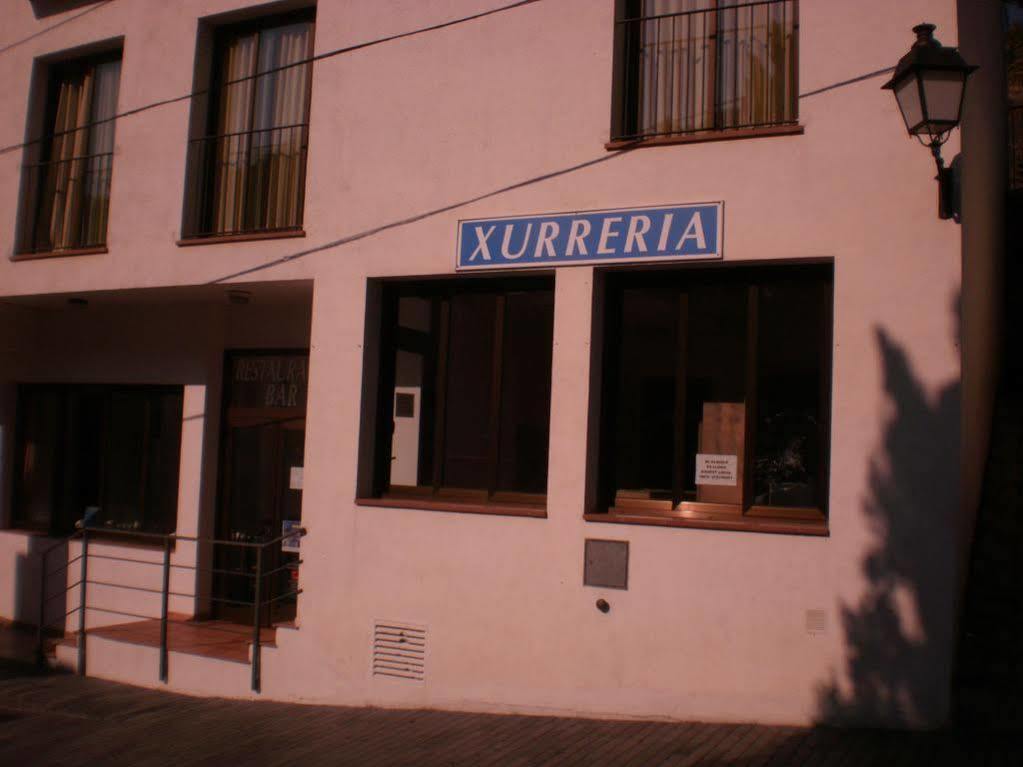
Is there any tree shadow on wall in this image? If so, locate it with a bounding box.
[816,312,962,729]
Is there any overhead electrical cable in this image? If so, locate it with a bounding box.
[0,0,544,157]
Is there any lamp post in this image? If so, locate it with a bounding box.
[882,23,978,220]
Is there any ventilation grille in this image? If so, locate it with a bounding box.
[373,622,426,681]
[805,609,827,635]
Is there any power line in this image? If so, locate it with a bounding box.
[0,0,544,157]
[0,0,116,57]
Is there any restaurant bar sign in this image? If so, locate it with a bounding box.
[456,203,722,271]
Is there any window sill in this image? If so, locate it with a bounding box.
[11,246,108,261]
[606,123,804,151]
[356,496,547,519]
[176,229,306,247]
[1,527,54,537]
[585,508,828,537]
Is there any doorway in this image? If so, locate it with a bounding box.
[214,350,308,624]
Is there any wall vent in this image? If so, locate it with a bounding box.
[805,609,828,635]
[373,621,426,681]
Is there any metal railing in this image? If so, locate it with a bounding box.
[18,152,114,254]
[34,522,307,693]
[612,0,798,141]
[181,123,309,239]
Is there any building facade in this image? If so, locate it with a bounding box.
[0,0,1007,728]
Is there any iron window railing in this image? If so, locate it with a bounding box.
[611,0,799,142]
[181,123,310,239]
[19,152,115,254]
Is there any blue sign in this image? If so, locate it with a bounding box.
[456,203,722,271]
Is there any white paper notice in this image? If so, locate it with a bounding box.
[289,466,304,490]
[695,454,738,486]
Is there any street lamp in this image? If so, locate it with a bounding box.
[882,23,977,220]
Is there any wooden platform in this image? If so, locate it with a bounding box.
[61,616,277,664]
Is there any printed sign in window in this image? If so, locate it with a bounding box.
[282,520,302,553]
[695,454,738,486]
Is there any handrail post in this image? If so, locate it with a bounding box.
[77,528,89,676]
[251,545,263,693]
[159,536,171,683]
[36,547,47,667]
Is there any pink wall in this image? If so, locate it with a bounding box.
[0,0,1004,728]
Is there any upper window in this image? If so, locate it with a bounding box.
[611,0,798,142]
[595,265,831,533]
[182,9,315,240]
[11,385,183,537]
[360,278,555,514]
[17,49,121,256]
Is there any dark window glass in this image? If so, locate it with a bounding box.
[443,293,498,489]
[12,390,62,530]
[377,279,555,504]
[10,386,183,536]
[614,288,676,501]
[753,278,828,509]
[601,266,831,521]
[497,290,554,494]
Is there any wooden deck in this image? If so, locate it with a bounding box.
[60,616,276,663]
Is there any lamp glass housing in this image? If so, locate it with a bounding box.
[883,24,975,144]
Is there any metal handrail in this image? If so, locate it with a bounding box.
[36,522,308,693]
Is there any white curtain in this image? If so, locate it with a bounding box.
[212,32,258,234]
[33,57,120,251]
[211,20,312,234]
[636,0,796,135]
[639,1,716,136]
[84,59,120,245]
[717,0,797,128]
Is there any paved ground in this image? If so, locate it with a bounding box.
[0,627,1018,766]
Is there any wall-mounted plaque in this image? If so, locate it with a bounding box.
[584,539,629,590]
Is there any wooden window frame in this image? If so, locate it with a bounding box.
[591,264,832,536]
[9,384,184,539]
[357,277,554,517]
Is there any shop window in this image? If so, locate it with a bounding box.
[181,8,315,240]
[610,0,798,142]
[594,264,831,533]
[360,278,555,514]
[11,385,184,537]
[16,48,122,256]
